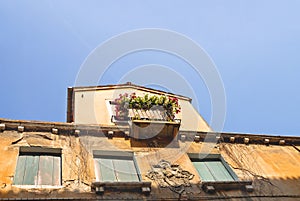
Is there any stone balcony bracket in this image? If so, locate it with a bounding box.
[229,136,235,143]
[216,136,221,143]
[17,126,24,133]
[202,181,253,194]
[245,184,254,192]
[74,129,80,136]
[124,131,130,140]
[180,134,186,142]
[92,181,151,195]
[52,128,59,134]
[108,130,114,139]
[279,139,285,145]
[264,138,270,145]
[194,135,200,142]
[0,124,5,132]
[244,138,250,145]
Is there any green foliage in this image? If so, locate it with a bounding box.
[114,93,181,121]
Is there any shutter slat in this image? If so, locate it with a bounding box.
[14,155,27,185]
[23,155,39,185]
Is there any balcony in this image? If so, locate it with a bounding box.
[111,93,181,143]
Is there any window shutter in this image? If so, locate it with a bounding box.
[23,155,39,185]
[14,150,61,186]
[38,155,54,185]
[93,151,140,183]
[14,155,27,185]
[193,161,215,181]
[52,156,61,186]
[206,161,234,181]
[96,158,116,182]
[192,160,236,182]
[113,159,139,182]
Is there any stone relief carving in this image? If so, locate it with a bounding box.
[146,160,194,194]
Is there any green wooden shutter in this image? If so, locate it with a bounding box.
[52,156,61,186]
[193,161,235,182]
[23,155,39,185]
[205,161,234,181]
[206,161,234,181]
[94,152,140,182]
[14,155,27,185]
[96,158,117,182]
[193,161,215,181]
[14,153,61,186]
[113,159,139,182]
[38,155,54,185]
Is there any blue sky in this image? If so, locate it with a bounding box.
[1,1,300,136]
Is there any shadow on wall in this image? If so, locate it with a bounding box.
[0,177,299,200]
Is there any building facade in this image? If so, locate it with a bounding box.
[0,83,299,200]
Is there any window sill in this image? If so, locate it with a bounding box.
[92,181,151,195]
[201,180,253,193]
[13,185,64,189]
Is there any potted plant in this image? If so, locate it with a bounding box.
[113,93,181,121]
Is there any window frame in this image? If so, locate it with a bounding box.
[107,100,131,123]
[188,153,253,193]
[92,150,151,194]
[13,147,62,188]
[93,150,142,182]
[188,153,239,182]
[106,99,115,122]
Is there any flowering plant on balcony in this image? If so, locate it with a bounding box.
[114,93,181,121]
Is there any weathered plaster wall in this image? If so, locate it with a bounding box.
[0,130,94,199]
[219,143,300,198]
[78,134,300,200]
[0,121,299,200]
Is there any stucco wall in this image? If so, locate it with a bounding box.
[0,130,94,199]
[0,119,299,200]
[73,87,211,132]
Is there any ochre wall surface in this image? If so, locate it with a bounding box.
[0,130,94,199]
[0,115,299,200]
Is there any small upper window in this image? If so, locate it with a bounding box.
[14,147,61,186]
[189,153,238,182]
[93,150,140,182]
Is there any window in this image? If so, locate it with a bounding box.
[106,100,116,121]
[92,151,151,194]
[189,153,253,193]
[189,154,238,182]
[93,150,140,182]
[14,147,61,186]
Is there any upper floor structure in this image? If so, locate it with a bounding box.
[67,82,211,132]
[0,83,299,200]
